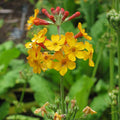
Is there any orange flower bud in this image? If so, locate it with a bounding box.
[33,18,49,25]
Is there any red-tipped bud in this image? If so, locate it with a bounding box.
[68,12,80,21]
[38,43,46,49]
[49,15,56,23]
[62,11,69,21]
[56,6,60,14]
[42,8,51,18]
[51,7,55,15]
[61,8,65,15]
[33,18,49,25]
[75,12,81,17]
[74,32,83,39]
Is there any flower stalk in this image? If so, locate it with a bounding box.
[60,76,65,114]
[117,31,120,117]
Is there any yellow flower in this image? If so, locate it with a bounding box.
[75,22,92,40]
[83,41,94,67]
[44,35,65,51]
[25,28,47,48]
[27,9,39,30]
[34,102,49,117]
[83,106,97,115]
[63,32,85,61]
[53,51,76,76]
[27,45,47,73]
[32,28,47,43]
[42,52,53,69]
[54,112,62,120]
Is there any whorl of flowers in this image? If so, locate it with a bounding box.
[107,9,120,31]
[25,7,94,76]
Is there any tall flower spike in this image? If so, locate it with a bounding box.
[74,22,92,40]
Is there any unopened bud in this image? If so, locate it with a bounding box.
[56,6,60,14]
[71,99,76,109]
[65,96,70,104]
[34,18,50,25]
[50,15,56,23]
[42,9,51,18]
[68,12,80,21]
[62,11,69,21]
[61,8,65,15]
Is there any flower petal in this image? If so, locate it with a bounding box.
[60,66,67,76]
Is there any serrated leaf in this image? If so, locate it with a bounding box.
[0,102,10,120]
[29,74,55,106]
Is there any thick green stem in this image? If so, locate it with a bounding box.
[92,43,104,78]
[117,32,120,118]
[110,47,114,90]
[60,76,65,114]
[57,26,65,114]
[110,45,117,120]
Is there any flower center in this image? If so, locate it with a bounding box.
[62,60,66,66]
[54,42,58,46]
[72,47,76,52]
[44,56,48,60]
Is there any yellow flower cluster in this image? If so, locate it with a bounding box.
[25,22,94,76]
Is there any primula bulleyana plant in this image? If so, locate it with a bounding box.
[26,7,94,76]
[25,6,96,119]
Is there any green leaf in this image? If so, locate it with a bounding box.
[0,102,10,120]
[0,41,14,52]
[0,70,20,95]
[6,115,39,120]
[68,75,96,117]
[29,74,55,106]
[94,79,109,93]
[16,43,27,55]
[63,0,76,14]
[85,93,110,120]
[0,48,20,72]
[29,0,35,5]
[91,13,108,44]
[61,21,77,34]
[0,19,4,28]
